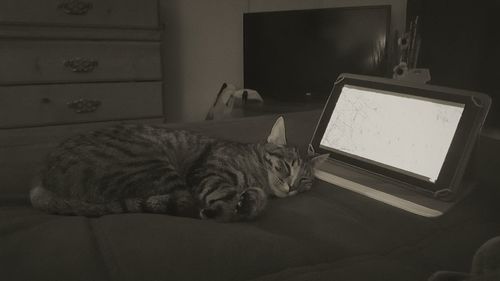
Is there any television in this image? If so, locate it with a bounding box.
[244,6,391,102]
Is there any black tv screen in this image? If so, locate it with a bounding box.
[244,6,391,102]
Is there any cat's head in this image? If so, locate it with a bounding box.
[264,117,329,198]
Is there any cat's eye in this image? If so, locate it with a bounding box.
[275,162,288,174]
[284,162,291,173]
[275,161,290,175]
[275,176,285,186]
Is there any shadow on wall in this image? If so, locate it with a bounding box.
[410,0,500,128]
[160,0,184,123]
[158,0,406,123]
[159,0,245,123]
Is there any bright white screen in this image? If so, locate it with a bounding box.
[320,85,465,182]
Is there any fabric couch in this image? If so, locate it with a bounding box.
[1,111,499,281]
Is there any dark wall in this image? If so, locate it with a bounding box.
[408,0,500,127]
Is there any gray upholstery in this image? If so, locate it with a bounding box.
[1,111,499,281]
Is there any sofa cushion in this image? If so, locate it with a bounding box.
[1,111,499,281]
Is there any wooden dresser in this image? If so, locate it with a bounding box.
[0,0,164,197]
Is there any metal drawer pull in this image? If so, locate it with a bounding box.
[58,0,93,15]
[63,57,98,73]
[67,98,101,113]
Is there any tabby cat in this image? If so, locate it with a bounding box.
[30,117,328,222]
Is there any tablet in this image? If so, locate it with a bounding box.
[310,74,491,213]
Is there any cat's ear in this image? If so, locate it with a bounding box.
[267,116,287,146]
[311,154,329,169]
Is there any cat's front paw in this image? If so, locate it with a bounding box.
[198,187,267,222]
[235,187,267,220]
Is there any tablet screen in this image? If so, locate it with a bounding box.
[319,85,465,183]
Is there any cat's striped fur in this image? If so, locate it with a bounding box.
[30,117,328,222]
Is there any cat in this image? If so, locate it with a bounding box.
[30,117,329,222]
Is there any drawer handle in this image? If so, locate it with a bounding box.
[64,57,98,73]
[58,0,93,15]
[67,99,101,113]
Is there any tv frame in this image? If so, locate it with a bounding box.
[243,5,392,102]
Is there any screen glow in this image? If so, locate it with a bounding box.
[320,85,465,182]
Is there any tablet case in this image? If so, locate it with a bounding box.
[311,74,491,217]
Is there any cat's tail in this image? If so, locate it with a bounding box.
[30,185,124,216]
[30,185,199,217]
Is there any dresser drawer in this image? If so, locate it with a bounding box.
[0,82,163,128]
[0,0,158,29]
[0,40,161,85]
